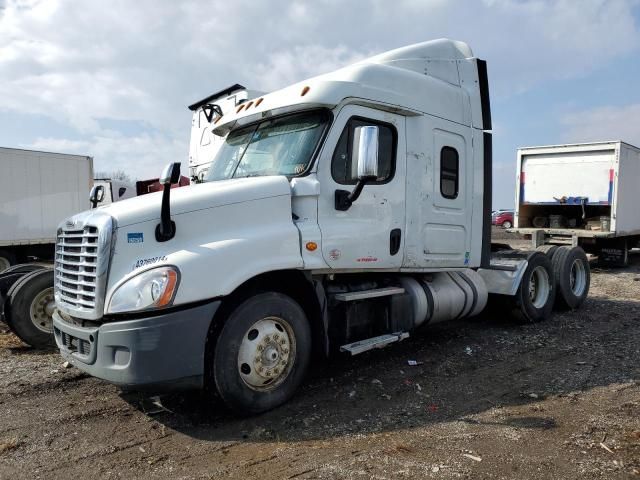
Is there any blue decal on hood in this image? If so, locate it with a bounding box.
[127,232,144,243]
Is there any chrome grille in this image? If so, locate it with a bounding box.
[54,211,113,320]
[55,226,99,310]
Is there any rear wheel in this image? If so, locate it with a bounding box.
[552,246,590,310]
[4,269,56,348]
[211,292,311,415]
[502,220,512,229]
[536,244,559,260]
[0,250,17,273]
[509,252,556,323]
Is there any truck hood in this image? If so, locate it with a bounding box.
[99,176,292,227]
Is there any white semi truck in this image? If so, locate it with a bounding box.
[188,84,264,182]
[512,141,640,266]
[52,39,591,414]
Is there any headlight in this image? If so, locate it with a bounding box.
[107,266,180,314]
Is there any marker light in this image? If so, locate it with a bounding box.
[301,86,310,96]
[305,242,318,251]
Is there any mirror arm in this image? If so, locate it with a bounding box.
[334,176,376,211]
[155,183,176,242]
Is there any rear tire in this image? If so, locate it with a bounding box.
[211,292,311,415]
[552,246,590,310]
[0,250,17,273]
[4,269,55,348]
[502,220,512,229]
[536,244,559,260]
[509,252,556,323]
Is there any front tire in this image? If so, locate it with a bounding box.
[211,292,311,415]
[4,268,55,348]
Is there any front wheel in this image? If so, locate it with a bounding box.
[211,292,311,415]
[502,220,512,229]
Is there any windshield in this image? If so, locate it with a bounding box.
[204,110,330,182]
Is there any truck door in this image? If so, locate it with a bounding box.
[419,117,473,267]
[317,105,406,269]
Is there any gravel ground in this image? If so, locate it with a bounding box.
[0,228,639,479]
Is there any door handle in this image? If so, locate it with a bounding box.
[390,229,401,256]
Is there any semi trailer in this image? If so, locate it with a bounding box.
[512,141,640,266]
[52,39,591,414]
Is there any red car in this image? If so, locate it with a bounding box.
[493,211,514,229]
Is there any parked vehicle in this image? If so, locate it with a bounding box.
[512,141,640,266]
[52,39,591,414]
[135,176,190,196]
[0,147,92,347]
[93,179,136,205]
[0,147,93,271]
[493,210,514,228]
[188,85,264,182]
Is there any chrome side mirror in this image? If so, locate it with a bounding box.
[335,125,380,211]
[89,185,105,208]
[354,125,379,180]
[160,162,181,186]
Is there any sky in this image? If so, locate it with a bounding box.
[1,0,640,209]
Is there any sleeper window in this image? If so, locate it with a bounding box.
[331,118,396,184]
[440,146,459,199]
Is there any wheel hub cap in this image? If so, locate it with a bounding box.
[238,317,295,391]
[30,287,55,333]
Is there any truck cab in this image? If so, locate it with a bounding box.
[52,39,589,414]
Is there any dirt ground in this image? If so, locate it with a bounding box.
[1,227,639,479]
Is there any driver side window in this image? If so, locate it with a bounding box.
[331,117,396,184]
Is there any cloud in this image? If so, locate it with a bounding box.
[1,0,639,179]
[27,131,187,180]
[562,104,640,146]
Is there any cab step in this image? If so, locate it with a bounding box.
[340,332,410,356]
[333,286,405,302]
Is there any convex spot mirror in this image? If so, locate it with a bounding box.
[353,125,379,180]
[89,184,104,208]
[160,162,181,185]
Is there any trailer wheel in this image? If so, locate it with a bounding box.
[510,252,556,323]
[536,244,559,260]
[552,246,590,310]
[4,269,56,348]
[210,292,311,415]
[0,250,17,273]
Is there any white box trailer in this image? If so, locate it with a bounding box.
[513,141,640,265]
[0,147,93,270]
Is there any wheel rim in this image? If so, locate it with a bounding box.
[0,257,10,273]
[29,287,55,333]
[569,259,587,296]
[237,316,296,391]
[529,265,550,309]
[504,221,512,229]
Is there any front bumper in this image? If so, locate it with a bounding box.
[53,301,220,389]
